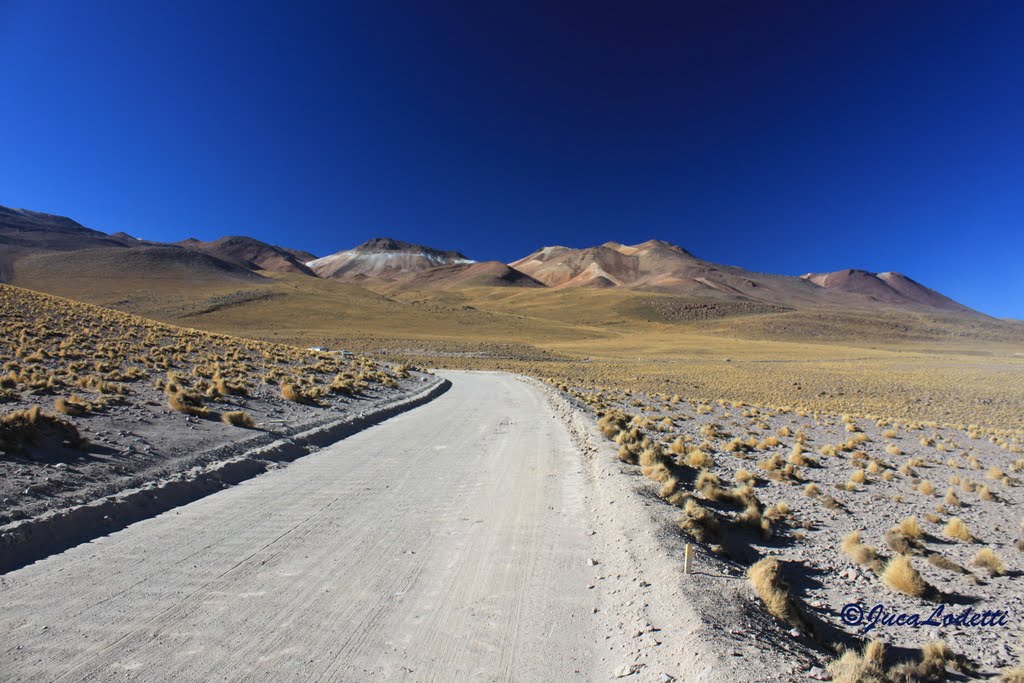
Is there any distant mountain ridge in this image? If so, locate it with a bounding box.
[0,203,989,317]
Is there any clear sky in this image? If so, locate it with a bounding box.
[1,1,1021,317]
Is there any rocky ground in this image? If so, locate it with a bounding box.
[561,382,1024,679]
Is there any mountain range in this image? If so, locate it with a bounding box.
[0,203,987,318]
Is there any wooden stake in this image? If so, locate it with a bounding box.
[684,543,693,574]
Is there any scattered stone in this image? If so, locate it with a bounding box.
[614,663,641,678]
[808,665,831,680]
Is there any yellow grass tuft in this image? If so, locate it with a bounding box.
[944,488,961,507]
[677,499,721,543]
[882,555,933,598]
[944,517,975,542]
[999,668,1024,683]
[896,516,924,539]
[827,639,887,683]
[842,531,884,572]
[280,383,304,403]
[221,411,256,428]
[972,548,1006,576]
[746,557,804,629]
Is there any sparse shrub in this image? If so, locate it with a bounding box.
[54,395,91,416]
[1000,668,1024,683]
[221,411,256,428]
[827,640,886,683]
[168,390,207,417]
[944,517,975,542]
[734,468,756,485]
[896,516,924,539]
[280,383,305,403]
[972,548,1006,576]
[746,557,804,629]
[918,480,935,496]
[687,449,713,469]
[842,531,884,572]
[0,405,87,453]
[763,501,791,523]
[677,499,721,543]
[882,555,935,599]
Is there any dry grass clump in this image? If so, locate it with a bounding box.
[842,531,884,572]
[978,484,995,501]
[677,499,721,543]
[0,405,87,453]
[54,394,94,417]
[221,411,256,428]
[1000,668,1024,683]
[885,444,902,456]
[972,548,1006,576]
[734,467,756,485]
[917,479,935,496]
[280,383,306,403]
[167,389,208,417]
[882,555,936,599]
[827,639,887,683]
[686,449,713,469]
[828,639,959,683]
[944,517,975,543]
[943,488,961,507]
[746,557,805,630]
[763,501,791,523]
[895,516,924,539]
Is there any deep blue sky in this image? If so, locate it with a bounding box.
[1,2,1022,317]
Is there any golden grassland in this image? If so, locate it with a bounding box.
[7,271,1024,431]
[0,283,403,452]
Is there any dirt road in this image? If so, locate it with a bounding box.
[0,372,607,681]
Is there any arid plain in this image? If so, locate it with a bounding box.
[3,205,1024,681]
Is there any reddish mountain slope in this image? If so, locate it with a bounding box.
[178,236,315,275]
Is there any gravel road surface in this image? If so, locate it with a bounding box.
[1,372,604,682]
